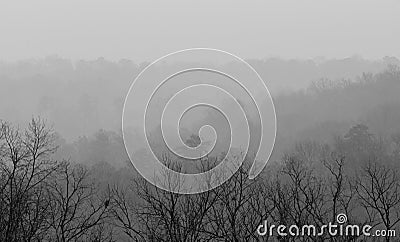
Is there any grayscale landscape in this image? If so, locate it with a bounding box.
[1,1,400,241]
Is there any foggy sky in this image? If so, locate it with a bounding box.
[1,0,399,62]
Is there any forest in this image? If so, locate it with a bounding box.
[1,59,400,241]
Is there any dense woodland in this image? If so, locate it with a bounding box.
[1,61,400,241]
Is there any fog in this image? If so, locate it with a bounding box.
[1,1,400,61]
[1,56,398,141]
[1,56,400,169]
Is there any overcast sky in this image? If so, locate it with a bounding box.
[1,0,399,62]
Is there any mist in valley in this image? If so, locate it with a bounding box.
[2,56,400,241]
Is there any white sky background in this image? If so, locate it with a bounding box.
[0,0,399,62]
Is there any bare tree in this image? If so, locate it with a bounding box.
[45,161,112,242]
[111,156,271,242]
[323,156,356,223]
[356,161,400,242]
[111,158,220,242]
[0,118,112,242]
[0,118,59,241]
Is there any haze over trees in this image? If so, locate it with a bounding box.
[1,58,400,241]
[0,56,398,141]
